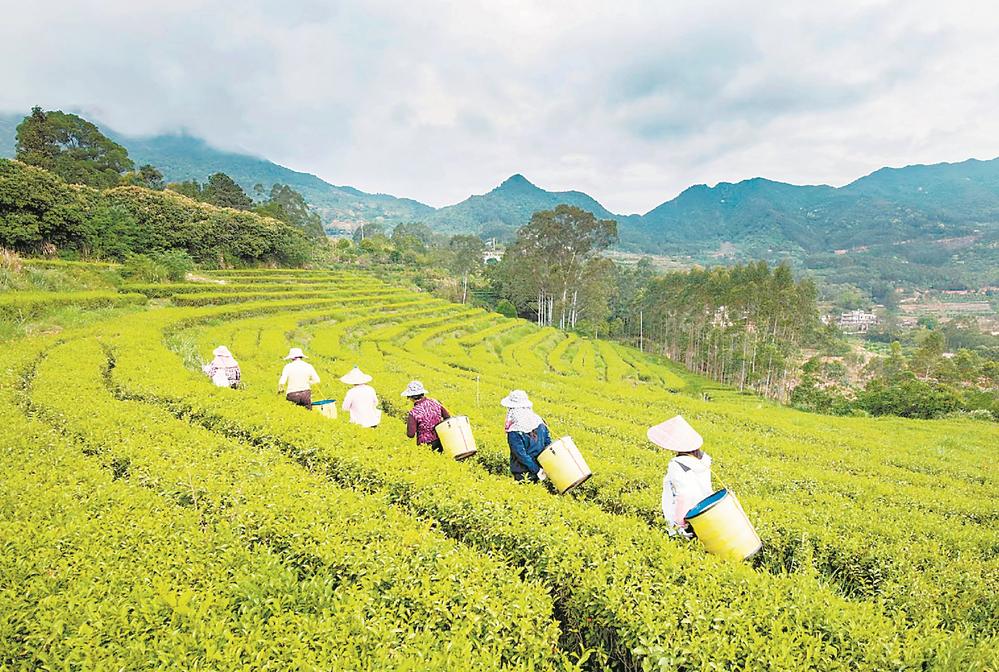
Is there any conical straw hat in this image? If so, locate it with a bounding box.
[647,415,703,452]
[500,389,533,408]
[340,366,373,385]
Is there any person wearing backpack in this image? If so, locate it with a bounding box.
[501,390,550,483]
[648,415,713,538]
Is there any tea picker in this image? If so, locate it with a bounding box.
[500,389,551,482]
[202,345,241,389]
[649,415,713,538]
[278,347,322,410]
[649,415,762,560]
[401,380,453,452]
[340,366,381,427]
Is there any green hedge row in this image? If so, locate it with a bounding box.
[0,290,146,321]
[322,292,998,634]
[184,282,998,642]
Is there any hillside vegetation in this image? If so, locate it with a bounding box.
[1,265,996,670]
[3,110,997,290]
[0,158,310,266]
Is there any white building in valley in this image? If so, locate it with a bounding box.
[837,309,879,333]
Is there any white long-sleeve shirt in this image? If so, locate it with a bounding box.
[278,360,320,394]
[342,384,382,427]
[662,453,713,530]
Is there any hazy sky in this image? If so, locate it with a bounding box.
[3,1,998,213]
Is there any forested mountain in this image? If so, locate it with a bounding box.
[424,174,637,240]
[633,160,999,289]
[2,110,997,287]
[0,112,433,230]
[636,159,999,256]
[107,133,434,229]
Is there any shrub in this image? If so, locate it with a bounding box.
[122,254,172,283]
[495,298,517,318]
[857,377,963,419]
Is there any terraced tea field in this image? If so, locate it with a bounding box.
[2,269,997,670]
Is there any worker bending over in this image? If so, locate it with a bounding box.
[203,345,241,389]
[500,389,549,482]
[648,415,713,538]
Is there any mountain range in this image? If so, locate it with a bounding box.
[2,110,997,287]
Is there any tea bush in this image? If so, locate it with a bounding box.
[1,265,996,670]
[0,290,145,322]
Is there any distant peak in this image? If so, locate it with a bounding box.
[497,173,537,190]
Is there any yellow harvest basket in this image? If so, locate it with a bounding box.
[685,489,762,561]
[537,436,592,494]
[436,415,477,460]
[312,399,337,419]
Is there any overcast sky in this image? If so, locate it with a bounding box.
[3,1,998,213]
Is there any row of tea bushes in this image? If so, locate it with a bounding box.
[106,297,995,669]
[3,335,535,669]
[23,333,569,671]
[190,283,998,639]
[0,290,146,322]
[349,296,999,633]
[7,272,996,669]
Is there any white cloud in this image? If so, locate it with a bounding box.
[2,0,998,213]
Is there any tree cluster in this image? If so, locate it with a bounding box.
[328,222,486,304]
[169,177,326,241]
[0,159,311,267]
[15,107,134,189]
[491,205,618,330]
[792,331,998,420]
[168,173,253,210]
[635,262,818,400]
[12,107,325,253]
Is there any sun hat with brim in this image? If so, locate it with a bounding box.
[340,366,373,385]
[401,380,428,397]
[284,347,307,360]
[500,390,533,408]
[647,415,703,452]
[213,345,233,357]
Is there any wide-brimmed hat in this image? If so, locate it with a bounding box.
[401,380,428,397]
[213,345,233,358]
[284,347,307,360]
[647,415,703,452]
[500,390,533,408]
[340,366,373,385]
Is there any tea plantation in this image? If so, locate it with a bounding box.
[2,269,996,670]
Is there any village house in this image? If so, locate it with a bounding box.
[837,309,879,333]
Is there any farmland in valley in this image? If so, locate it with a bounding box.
[2,268,997,670]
